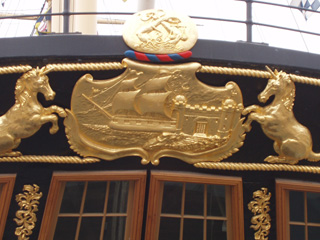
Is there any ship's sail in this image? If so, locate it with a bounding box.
[112,90,140,114]
[135,92,172,118]
[111,74,173,118]
[137,75,170,93]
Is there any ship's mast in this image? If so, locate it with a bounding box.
[138,0,155,11]
[51,0,97,34]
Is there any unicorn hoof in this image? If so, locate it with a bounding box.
[59,110,67,118]
[49,126,59,134]
[243,124,252,132]
[264,155,281,163]
[0,151,22,157]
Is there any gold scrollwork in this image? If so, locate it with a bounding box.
[248,188,271,240]
[14,184,42,240]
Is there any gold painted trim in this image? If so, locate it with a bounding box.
[194,162,320,174]
[198,65,320,86]
[248,188,271,240]
[0,155,99,164]
[0,65,32,75]
[1,62,320,86]
[14,184,42,240]
[46,62,125,71]
[199,65,272,78]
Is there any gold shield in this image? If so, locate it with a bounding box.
[64,58,245,165]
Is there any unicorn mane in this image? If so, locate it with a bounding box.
[279,72,296,112]
[14,68,39,105]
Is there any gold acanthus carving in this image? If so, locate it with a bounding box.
[14,184,42,240]
[64,58,245,165]
[248,188,271,240]
[243,67,320,165]
[0,67,66,157]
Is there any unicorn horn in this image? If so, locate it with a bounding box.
[265,66,277,79]
[41,66,55,75]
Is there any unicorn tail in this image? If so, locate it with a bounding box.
[308,151,320,162]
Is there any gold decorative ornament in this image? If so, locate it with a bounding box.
[248,188,271,240]
[2,60,320,166]
[123,9,197,54]
[14,184,42,240]
[3,62,320,84]
[64,58,245,165]
[0,155,99,164]
[194,162,320,174]
[0,67,66,157]
[243,67,320,164]
[0,65,32,75]
[46,62,124,72]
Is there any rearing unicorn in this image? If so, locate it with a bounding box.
[243,67,320,164]
[0,67,66,156]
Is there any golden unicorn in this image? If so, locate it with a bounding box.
[243,67,320,164]
[0,67,66,156]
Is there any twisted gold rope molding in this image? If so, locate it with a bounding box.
[46,62,124,71]
[194,162,320,174]
[0,65,32,75]
[0,155,100,164]
[1,62,320,86]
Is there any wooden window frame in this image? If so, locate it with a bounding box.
[0,174,16,240]
[276,179,320,240]
[145,171,244,240]
[38,170,146,240]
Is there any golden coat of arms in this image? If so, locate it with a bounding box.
[64,9,245,165]
[64,59,245,165]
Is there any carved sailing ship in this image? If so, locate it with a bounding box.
[65,59,246,165]
[108,74,176,132]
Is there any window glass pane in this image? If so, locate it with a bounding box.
[161,182,183,214]
[60,182,85,213]
[289,191,304,222]
[107,181,129,213]
[207,220,227,240]
[83,181,107,213]
[79,217,102,240]
[103,216,126,240]
[53,217,78,240]
[290,225,305,240]
[184,183,204,216]
[207,185,226,217]
[158,217,180,240]
[183,219,203,240]
[308,226,320,240]
[307,192,320,223]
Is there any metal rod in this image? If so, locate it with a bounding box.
[1,10,320,38]
[246,0,253,42]
[238,0,320,15]
[63,0,70,34]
